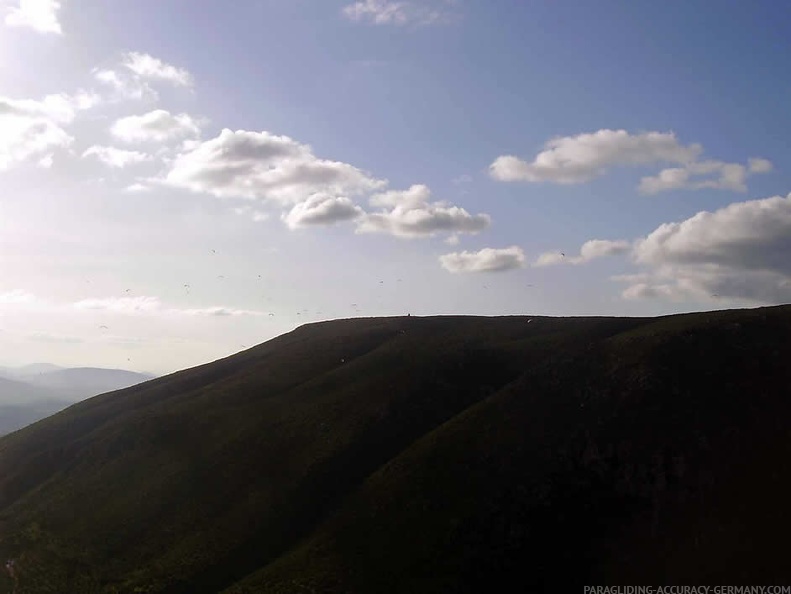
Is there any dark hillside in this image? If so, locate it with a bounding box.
[0,307,790,593]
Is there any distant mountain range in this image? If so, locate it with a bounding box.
[0,365,155,436]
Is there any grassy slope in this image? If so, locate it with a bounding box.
[0,308,790,592]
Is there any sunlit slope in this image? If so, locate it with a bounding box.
[1,307,790,593]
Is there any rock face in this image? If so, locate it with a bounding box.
[0,307,790,593]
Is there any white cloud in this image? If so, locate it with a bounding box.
[639,158,773,194]
[124,183,151,193]
[111,110,202,144]
[72,296,265,317]
[0,91,99,169]
[233,205,270,222]
[490,130,701,184]
[28,331,83,344]
[121,52,193,87]
[93,52,193,102]
[0,111,72,170]
[0,290,39,305]
[180,307,264,317]
[620,192,791,303]
[93,69,154,102]
[73,296,163,314]
[163,128,386,205]
[357,184,490,238]
[490,129,772,194]
[342,0,459,26]
[83,145,152,168]
[0,92,98,124]
[535,239,631,266]
[748,157,773,174]
[4,0,63,34]
[439,246,526,273]
[281,193,364,229]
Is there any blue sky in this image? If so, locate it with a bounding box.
[1,0,790,374]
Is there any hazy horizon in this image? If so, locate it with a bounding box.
[2,0,790,375]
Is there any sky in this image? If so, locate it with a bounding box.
[1,0,790,375]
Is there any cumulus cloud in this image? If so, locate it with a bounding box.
[534,239,631,266]
[357,184,490,239]
[342,0,459,26]
[4,0,63,34]
[490,128,772,194]
[619,192,791,303]
[163,128,386,205]
[281,193,364,229]
[83,145,152,168]
[111,110,202,144]
[439,246,526,273]
[94,52,193,101]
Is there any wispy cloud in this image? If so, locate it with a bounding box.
[0,290,40,305]
[342,0,460,27]
[93,52,193,102]
[1,91,98,170]
[72,296,266,318]
[28,331,83,344]
[121,52,193,88]
[638,158,773,194]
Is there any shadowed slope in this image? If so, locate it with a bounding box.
[0,308,790,593]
